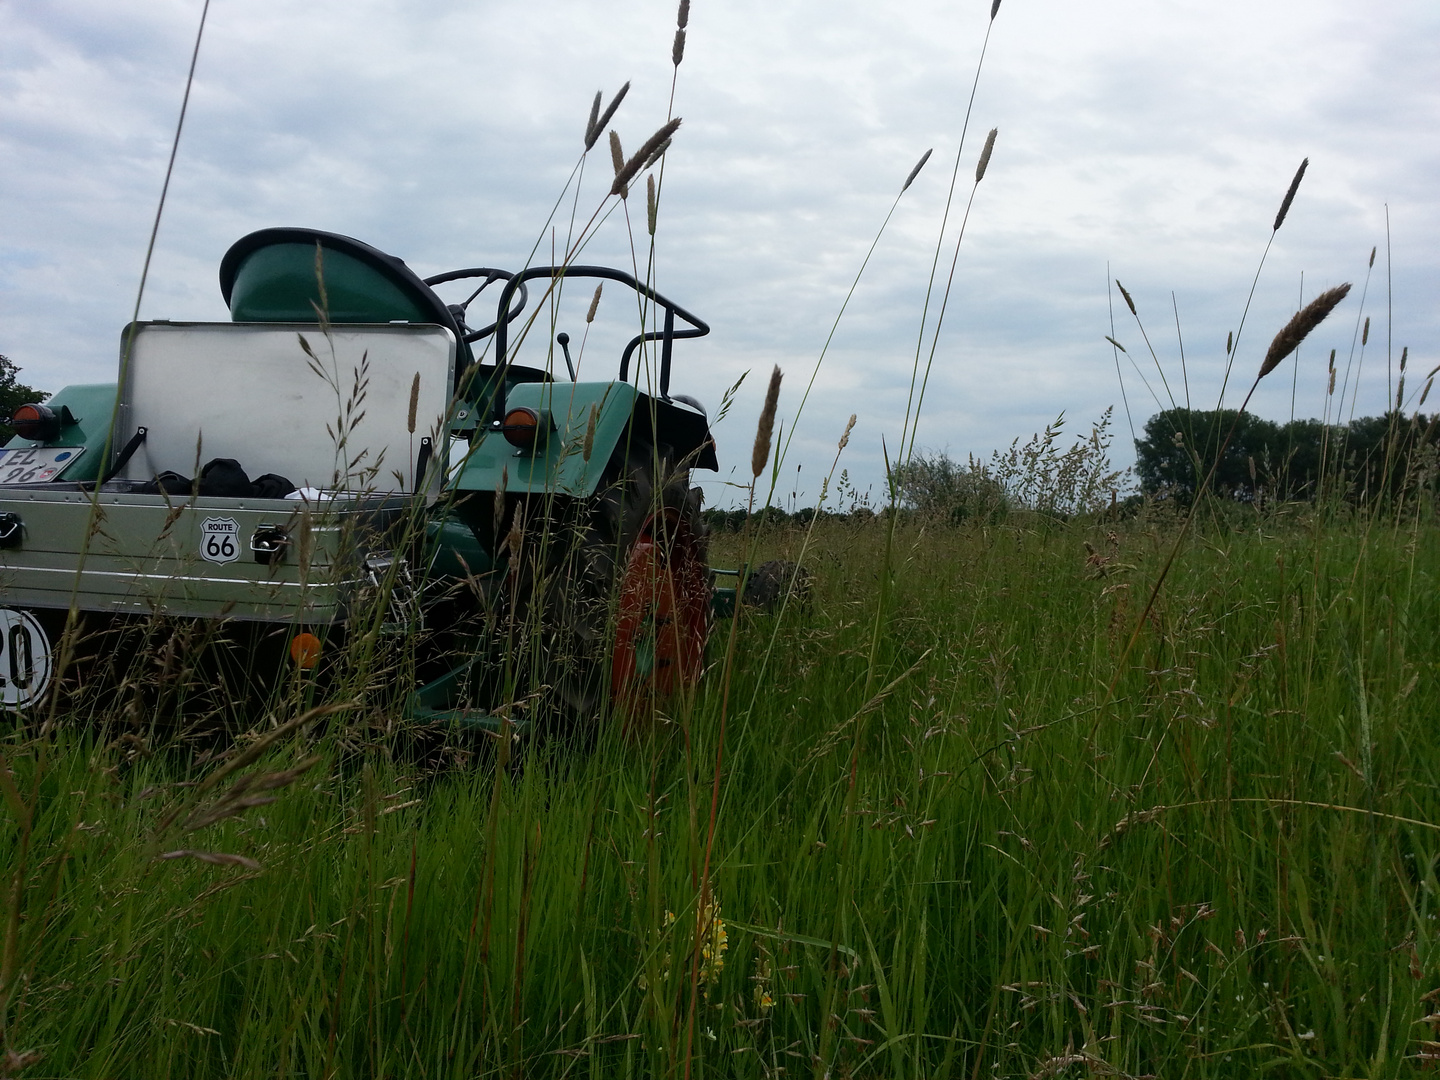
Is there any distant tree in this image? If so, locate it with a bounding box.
[0,355,50,444]
[891,451,1008,523]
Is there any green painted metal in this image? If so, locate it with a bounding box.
[407,657,518,734]
[228,243,434,325]
[4,383,117,482]
[423,515,491,577]
[451,380,639,497]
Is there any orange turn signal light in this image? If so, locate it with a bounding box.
[289,632,322,669]
[501,406,548,450]
[10,403,60,443]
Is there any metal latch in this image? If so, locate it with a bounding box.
[250,525,290,566]
[0,513,22,549]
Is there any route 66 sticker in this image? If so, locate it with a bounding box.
[199,517,241,564]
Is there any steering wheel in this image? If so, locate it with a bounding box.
[423,268,528,344]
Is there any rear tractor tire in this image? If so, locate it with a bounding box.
[507,445,710,739]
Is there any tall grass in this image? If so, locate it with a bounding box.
[4,496,1439,1077]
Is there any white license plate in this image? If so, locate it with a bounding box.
[0,446,82,484]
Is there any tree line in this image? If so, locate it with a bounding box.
[1134,408,1440,504]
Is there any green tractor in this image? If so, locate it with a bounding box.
[0,227,725,735]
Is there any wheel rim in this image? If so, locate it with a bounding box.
[611,507,709,725]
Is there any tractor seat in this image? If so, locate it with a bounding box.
[219,228,473,383]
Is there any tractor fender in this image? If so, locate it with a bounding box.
[449,379,716,498]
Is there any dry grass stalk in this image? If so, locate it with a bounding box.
[672,28,686,66]
[839,413,856,452]
[647,175,658,236]
[751,365,783,478]
[611,118,682,196]
[586,283,602,323]
[406,372,420,435]
[903,148,933,192]
[1273,157,1308,231]
[585,82,630,151]
[1115,281,1136,317]
[975,128,997,183]
[159,850,261,870]
[1258,283,1352,379]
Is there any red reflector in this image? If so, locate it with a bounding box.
[290,632,322,669]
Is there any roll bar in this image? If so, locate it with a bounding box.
[489,266,709,423]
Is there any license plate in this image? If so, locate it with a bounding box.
[0,446,82,484]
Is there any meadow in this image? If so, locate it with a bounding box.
[3,491,1438,1079]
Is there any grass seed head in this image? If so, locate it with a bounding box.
[1116,281,1136,317]
[1362,316,1370,346]
[903,148,933,192]
[975,128,997,183]
[1258,283,1352,379]
[1400,345,1408,372]
[1105,335,1127,354]
[1328,347,1336,372]
[839,413,856,452]
[609,130,625,178]
[1227,330,1233,355]
[1273,157,1308,232]
[1369,245,1377,269]
[406,372,420,435]
[582,403,599,462]
[612,118,682,196]
[1420,377,1433,407]
[586,82,630,151]
[672,27,686,65]
[752,365,783,478]
[494,465,507,534]
[647,174,658,235]
[991,0,1002,18]
[1328,367,1336,395]
[586,283,603,323]
[1396,376,1405,410]
[677,0,689,28]
[584,91,602,149]
[642,137,672,171]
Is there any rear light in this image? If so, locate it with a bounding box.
[10,404,59,443]
[500,406,550,450]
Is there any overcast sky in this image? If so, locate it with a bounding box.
[3,0,1437,507]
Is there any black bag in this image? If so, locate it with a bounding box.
[251,473,296,499]
[198,458,252,497]
[133,470,194,495]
